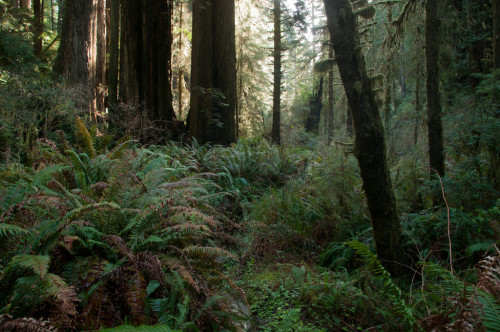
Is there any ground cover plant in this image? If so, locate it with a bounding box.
[1,0,499,331]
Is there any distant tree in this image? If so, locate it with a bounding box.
[272,0,282,144]
[495,0,500,69]
[189,0,237,145]
[323,0,402,275]
[425,0,444,182]
[33,0,42,56]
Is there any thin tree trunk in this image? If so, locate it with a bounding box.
[426,0,445,181]
[328,46,335,143]
[323,0,402,275]
[271,0,282,144]
[414,77,421,146]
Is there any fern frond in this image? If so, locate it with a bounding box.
[160,256,199,293]
[99,324,181,332]
[10,254,50,279]
[0,315,56,331]
[65,149,89,189]
[0,222,28,237]
[75,116,96,158]
[183,246,236,260]
[107,139,138,160]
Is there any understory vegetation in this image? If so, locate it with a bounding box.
[0,79,498,330]
[1,1,500,331]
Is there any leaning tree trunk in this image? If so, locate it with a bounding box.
[426,0,445,183]
[189,0,237,145]
[271,0,282,145]
[323,0,402,275]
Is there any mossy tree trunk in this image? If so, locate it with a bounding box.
[323,0,402,275]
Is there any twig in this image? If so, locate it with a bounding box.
[429,168,453,275]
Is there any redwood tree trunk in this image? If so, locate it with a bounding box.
[271,0,282,144]
[323,0,402,275]
[107,0,119,112]
[54,0,105,121]
[189,0,237,145]
[426,0,445,180]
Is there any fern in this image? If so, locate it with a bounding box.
[66,149,89,189]
[0,223,28,237]
[346,240,417,328]
[75,116,96,158]
[99,324,182,332]
[10,254,50,279]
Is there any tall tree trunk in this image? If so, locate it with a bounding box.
[142,0,175,123]
[119,0,141,106]
[426,0,445,181]
[346,104,353,138]
[495,0,500,69]
[20,0,31,8]
[54,0,92,85]
[189,0,237,145]
[306,76,324,134]
[328,46,335,143]
[93,0,106,121]
[33,0,43,56]
[323,0,402,275]
[271,0,282,144]
[54,0,104,121]
[107,0,119,114]
[177,0,184,120]
[414,76,422,146]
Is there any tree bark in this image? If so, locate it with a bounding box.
[20,0,31,8]
[33,0,43,56]
[495,0,500,69]
[328,46,335,143]
[271,0,282,144]
[323,0,402,275]
[54,0,105,121]
[119,0,141,106]
[306,76,323,134]
[426,0,445,180]
[107,0,119,112]
[189,0,237,145]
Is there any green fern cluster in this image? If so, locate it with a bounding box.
[0,122,244,331]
